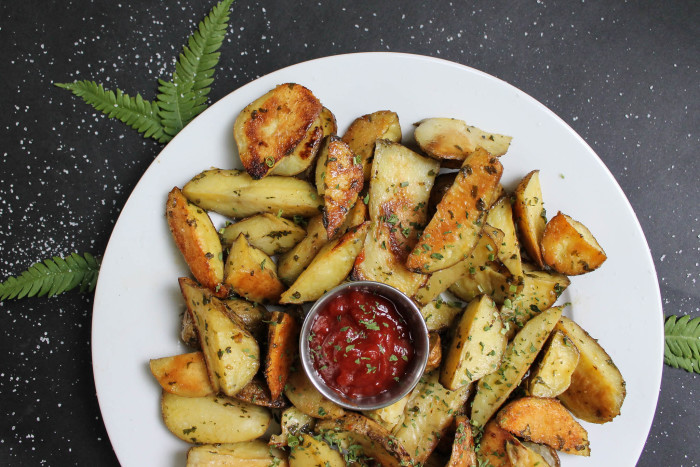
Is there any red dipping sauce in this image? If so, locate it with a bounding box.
[308,288,414,399]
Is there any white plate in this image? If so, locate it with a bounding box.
[92,52,663,467]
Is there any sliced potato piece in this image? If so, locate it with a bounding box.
[363,393,410,431]
[407,148,503,272]
[179,278,260,396]
[264,311,299,400]
[232,377,287,409]
[224,234,285,303]
[270,113,324,177]
[342,110,402,179]
[150,352,214,398]
[183,169,322,219]
[233,83,322,179]
[166,187,228,297]
[420,299,464,332]
[477,419,518,467]
[505,439,552,467]
[284,366,345,420]
[497,397,590,456]
[269,406,316,449]
[486,196,524,279]
[471,306,564,427]
[414,118,512,162]
[449,262,521,306]
[426,332,443,372]
[222,297,269,339]
[528,331,580,398]
[280,222,368,304]
[221,213,306,255]
[187,441,288,467]
[520,441,561,467]
[162,392,270,444]
[445,415,477,467]
[541,212,607,275]
[555,316,626,423]
[289,434,346,467]
[513,170,547,268]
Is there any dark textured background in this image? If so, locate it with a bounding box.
[0,0,697,465]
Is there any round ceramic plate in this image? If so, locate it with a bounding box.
[92,52,663,467]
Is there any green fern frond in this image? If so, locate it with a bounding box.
[0,253,100,301]
[54,81,169,143]
[158,0,234,137]
[664,314,700,374]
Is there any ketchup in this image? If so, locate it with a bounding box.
[308,288,414,399]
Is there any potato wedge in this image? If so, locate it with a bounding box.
[486,196,524,279]
[234,83,322,179]
[289,434,346,467]
[497,397,590,456]
[362,394,410,431]
[224,234,285,303]
[426,332,443,372]
[420,299,464,332]
[477,419,518,467]
[231,377,288,409]
[407,148,503,272]
[187,441,288,467]
[270,113,324,177]
[513,170,547,268]
[150,352,214,398]
[265,311,299,400]
[505,439,553,467]
[528,331,580,398]
[449,261,521,306]
[269,407,316,449]
[471,306,563,427]
[181,309,200,348]
[162,392,270,444]
[284,366,346,420]
[541,212,607,275]
[445,415,477,467]
[316,136,364,238]
[222,297,269,339]
[342,110,402,180]
[555,316,626,423]
[166,187,228,297]
[179,278,260,396]
[221,213,306,256]
[414,118,512,162]
[280,222,368,304]
[183,169,322,219]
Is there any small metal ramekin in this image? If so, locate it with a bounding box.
[299,281,429,411]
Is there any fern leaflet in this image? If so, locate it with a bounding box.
[664,314,700,374]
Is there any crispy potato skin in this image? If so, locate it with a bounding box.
[342,110,402,180]
[264,311,299,400]
[513,170,547,268]
[166,187,228,297]
[224,234,285,303]
[407,148,503,272]
[234,83,322,179]
[541,212,607,275]
[321,136,364,239]
[150,352,214,398]
[497,396,590,456]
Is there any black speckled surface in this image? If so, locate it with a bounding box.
[0,0,697,465]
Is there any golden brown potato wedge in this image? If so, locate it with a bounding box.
[362,394,410,431]
[420,299,464,332]
[513,170,547,268]
[528,330,580,398]
[186,441,288,467]
[222,297,269,339]
[150,352,214,398]
[342,110,402,180]
[270,114,324,177]
[445,415,477,467]
[497,397,590,456]
[486,196,524,279]
[316,136,364,238]
[234,83,322,179]
[224,234,285,303]
[280,222,368,304]
[414,118,512,162]
[264,311,299,400]
[289,434,345,467]
[162,392,271,444]
[477,419,518,467]
[233,377,287,409]
[284,366,345,420]
[166,187,228,297]
[541,212,607,275]
[407,148,503,272]
[555,316,626,423]
[269,406,316,449]
[449,261,521,306]
[183,169,323,219]
[179,278,260,397]
[471,306,564,427]
[220,213,306,256]
[426,332,443,372]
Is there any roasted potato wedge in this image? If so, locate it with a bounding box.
[181,309,200,348]
[414,118,512,162]
[477,419,519,467]
[166,187,228,297]
[264,311,299,400]
[183,169,323,219]
[280,222,368,304]
[555,316,626,423]
[220,213,306,256]
[187,441,288,467]
[224,234,285,303]
[420,299,464,332]
[234,83,322,179]
[222,297,269,339]
[449,261,521,306]
[505,439,553,467]
[269,407,316,449]
[426,332,443,372]
[179,278,260,397]
[497,397,590,456]
[407,148,503,272]
[486,196,524,279]
[528,330,580,398]
[231,377,287,409]
[440,295,506,390]
[150,352,214,398]
[289,434,346,467]
[445,415,477,467]
[363,394,410,431]
[284,366,346,420]
[513,170,547,268]
[541,212,607,275]
[471,306,564,427]
[342,110,402,180]
[162,392,271,444]
[270,113,324,177]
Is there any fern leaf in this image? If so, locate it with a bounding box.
[664,314,700,374]
[158,0,234,137]
[55,81,169,143]
[0,253,101,301]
